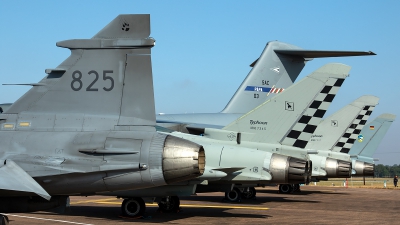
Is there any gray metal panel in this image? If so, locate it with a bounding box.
[118,50,156,126]
[16,113,55,131]
[54,113,84,131]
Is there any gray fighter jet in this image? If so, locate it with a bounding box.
[0,14,206,223]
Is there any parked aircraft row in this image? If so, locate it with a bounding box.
[0,15,395,223]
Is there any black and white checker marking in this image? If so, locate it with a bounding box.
[334,105,375,153]
[283,78,345,148]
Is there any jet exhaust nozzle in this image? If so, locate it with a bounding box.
[325,158,352,178]
[162,135,205,184]
[353,161,374,177]
[269,154,309,184]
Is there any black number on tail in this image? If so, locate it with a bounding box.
[86,70,99,91]
[103,70,114,91]
[71,70,114,91]
[71,71,83,91]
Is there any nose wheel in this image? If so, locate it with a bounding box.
[121,197,146,218]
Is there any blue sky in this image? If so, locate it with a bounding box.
[1,1,399,165]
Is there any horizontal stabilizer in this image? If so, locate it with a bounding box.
[0,160,51,200]
[213,167,245,174]
[274,50,376,58]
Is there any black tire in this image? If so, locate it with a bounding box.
[241,187,256,199]
[121,197,146,218]
[293,184,301,192]
[158,196,180,213]
[0,214,9,225]
[279,184,293,194]
[225,187,241,202]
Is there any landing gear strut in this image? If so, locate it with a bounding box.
[241,187,256,199]
[158,196,180,213]
[121,197,146,218]
[225,187,242,202]
[0,214,9,225]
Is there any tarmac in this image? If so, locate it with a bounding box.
[3,185,399,224]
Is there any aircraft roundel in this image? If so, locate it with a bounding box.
[357,134,364,142]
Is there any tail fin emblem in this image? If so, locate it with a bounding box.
[122,22,130,31]
[270,67,280,73]
[285,102,294,111]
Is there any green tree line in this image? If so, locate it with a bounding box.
[374,164,400,177]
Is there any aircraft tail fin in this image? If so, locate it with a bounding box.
[306,95,379,151]
[331,98,379,153]
[5,14,156,128]
[222,63,350,147]
[92,14,150,39]
[221,41,375,114]
[348,113,396,158]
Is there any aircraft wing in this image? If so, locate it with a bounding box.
[0,160,51,200]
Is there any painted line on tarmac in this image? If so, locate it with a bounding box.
[71,198,117,205]
[94,201,269,210]
[2,214,93,225]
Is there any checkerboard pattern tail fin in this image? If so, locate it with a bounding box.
[280,74,348,148]
[223,63,350,146]
[306,95,379,151]
[333,103,378,153]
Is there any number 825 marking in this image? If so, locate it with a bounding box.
[71,70,114,91]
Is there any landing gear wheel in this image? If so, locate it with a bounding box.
[0,214,9,225]
[279,184,293,194]
[241,187,256,199]
[225,187,242,202]
[293,184,301,192]
[121,197,146,218]
[158,196,180,213]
